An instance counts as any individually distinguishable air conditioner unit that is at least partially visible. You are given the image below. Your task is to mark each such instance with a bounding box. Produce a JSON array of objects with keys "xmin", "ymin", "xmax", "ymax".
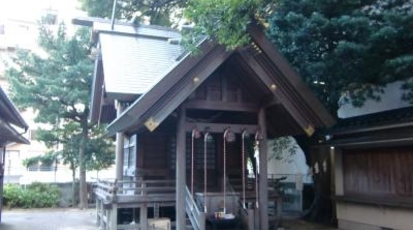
[{"xmin": 148, "ymin": 218, "xmax": 171, "ymax": 230}]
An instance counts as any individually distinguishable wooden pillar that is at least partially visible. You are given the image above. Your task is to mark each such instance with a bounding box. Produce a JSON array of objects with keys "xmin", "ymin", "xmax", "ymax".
[
  {"xmin": 140, "ymin": 205, "xmax": 148, "ymax": 230},
  {"xmin": 96, "ymin": 198, "xmax": 100, "ymax": 226},
  {"xmin": 109, "ymin": 203, "xmax": 118, "ymax": 230},
  {"xmin": 140, "ymin": 183, "xmax": 148, "ymax": 230},
  {"xmin": 258, "ymin": 108, "xmax": 269, "ymax": 230},
  {"xmin": 176, "ymin": 106, "xmax": 186, "ymax": 229},
  {"xmin": 334, "ymin": 148, "xmax": 344, "ymax": 196},
  {"xmin": 115, "ymin": 101, "xmax": 125, "ymax": 180}
]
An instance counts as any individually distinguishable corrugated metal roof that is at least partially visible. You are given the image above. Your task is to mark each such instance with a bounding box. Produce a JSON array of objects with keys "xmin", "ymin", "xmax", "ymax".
[{"xmin": 100, "ymin": 32, "xmax": 184, "ymax": 95}]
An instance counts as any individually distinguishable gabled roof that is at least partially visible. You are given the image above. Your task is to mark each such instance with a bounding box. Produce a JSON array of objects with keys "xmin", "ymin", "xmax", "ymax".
[
  {"xmin": 105, "ymin": 22, "xmax": 335, "ymax": 137},
  {"xmin": 0, "ymin": 87, "xmax": 29, "ymax": 146},
  {"xmin": 98, "ymin": 24, "xmax": 183, "ymax": 96},
  {"xmin": 85, "ymin": 20, "xmax": 185, "ymax": 122}
]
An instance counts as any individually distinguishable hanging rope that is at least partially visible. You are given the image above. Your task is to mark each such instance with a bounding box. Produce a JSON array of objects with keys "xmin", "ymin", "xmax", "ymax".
[
  {"xmin": 191, "ymin": 130, "xmax": 195, "ymax": 198},
  {"xmin": 241, "ymin": 130, "xmax": 247, "ymax": 209},
  {"xmin": 223, "ymin": 128, "xmax": 232, "ymax": 214},
  {"xmin": 255, "ymin": 130, "xmax": 262, "ymax": 209},
  {"xmin": 203, "ymin": 132, "xmax": 210, "ymax": 213},
  {"xmin": 255, "ymin": 142, "xmax": 259, "ymax": 209}
]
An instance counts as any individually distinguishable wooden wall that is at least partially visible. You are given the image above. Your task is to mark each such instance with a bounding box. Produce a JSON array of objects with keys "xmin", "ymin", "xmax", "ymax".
[
  {"xmin": 343, "ymin": 147, "xmax": 413, "ymax": 197},
  {"xmin": 137, "ymin": 132, "xmax": 169, "ymax": 179}
]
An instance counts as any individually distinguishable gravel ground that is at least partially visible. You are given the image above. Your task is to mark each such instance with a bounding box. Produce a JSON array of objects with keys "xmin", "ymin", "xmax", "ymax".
[{"xmin": 0, "ymin": 208, "xmax": 98, "ymax": 230}]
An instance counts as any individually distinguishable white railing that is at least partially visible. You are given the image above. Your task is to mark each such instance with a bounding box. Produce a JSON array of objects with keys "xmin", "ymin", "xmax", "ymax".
[{"xmin": 185, "ymin": 186, "xmax": 205, "ymax": 230}]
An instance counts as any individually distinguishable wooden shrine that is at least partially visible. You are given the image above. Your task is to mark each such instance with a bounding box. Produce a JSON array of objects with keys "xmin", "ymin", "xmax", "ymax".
[{"xmin": 82, "ymin": 17, "xmax": 335, "ymax": 230}]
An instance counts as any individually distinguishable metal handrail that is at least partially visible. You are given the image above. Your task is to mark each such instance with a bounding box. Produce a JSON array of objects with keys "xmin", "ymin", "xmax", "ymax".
[{"xmin": 185, "ymin": 186, "xmax": 205, "ymax": 230}]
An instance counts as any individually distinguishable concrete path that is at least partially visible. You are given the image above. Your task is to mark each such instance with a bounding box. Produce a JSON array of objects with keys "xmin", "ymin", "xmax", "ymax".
[
  {"xmin": 0, "ymin": 208, "xmax": 337, "ymax": 230},
  {"xmin": 0, "ymin": 208, "xmax": 98, "ymax": 230}
]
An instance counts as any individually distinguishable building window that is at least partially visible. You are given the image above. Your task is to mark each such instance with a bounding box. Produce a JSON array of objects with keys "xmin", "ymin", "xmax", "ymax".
[{"xmin": 123, "ymin": 134, "xmax": 137, "ymax": 168}]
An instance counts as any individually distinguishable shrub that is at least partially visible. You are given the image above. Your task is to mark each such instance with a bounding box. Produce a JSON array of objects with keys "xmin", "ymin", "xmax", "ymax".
[{"xmin": 3, "ymin": 182, "xmax": 61, "ymax": 208}]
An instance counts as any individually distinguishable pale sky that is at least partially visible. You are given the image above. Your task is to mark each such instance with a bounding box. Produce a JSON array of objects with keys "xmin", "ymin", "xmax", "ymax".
[{"xmin": 0, "ymin": 0, "xmax": 85, "ymax": 23}]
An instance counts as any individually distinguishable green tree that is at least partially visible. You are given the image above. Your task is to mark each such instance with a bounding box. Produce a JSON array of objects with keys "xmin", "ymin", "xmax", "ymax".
[
  {"xmin": 268, "ymin": 0, "xmax": 413, "ymax": 112},
  {"xmin": 79, "ymin": 0, "xmax": 185, "ymax": 26},
  {"xmin": 35, "ymin": 122, "xmax": 114, "ymax": 206},
  {"xmin": 184, "ymin": 0, "xmax": 277, "ymax": 49},
  {"xmin": 5, "ymin": 22, "xmax": 113, "ymax": 209},
  {"xmin": 185, "ymin": 0, "xmax": 413, "ymax": 112}
]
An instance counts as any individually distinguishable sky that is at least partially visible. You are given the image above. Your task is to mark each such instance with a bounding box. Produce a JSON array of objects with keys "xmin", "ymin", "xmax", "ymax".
[{"xmin": 0, "ymin": 0, "xmax": 85, "ymax": 23}]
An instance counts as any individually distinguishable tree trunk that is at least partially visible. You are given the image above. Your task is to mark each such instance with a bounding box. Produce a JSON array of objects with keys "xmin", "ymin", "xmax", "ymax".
[
  {"xmin": 295, "ymin": 135, "xmax": 333, "ymax": 224},
  {"xmin": 78, "ymin": 125, "xmax": 89, "ymax": 209},
  {"xmin": 71, "ymin": 163, "xmax": 76, "ymax": 207}
]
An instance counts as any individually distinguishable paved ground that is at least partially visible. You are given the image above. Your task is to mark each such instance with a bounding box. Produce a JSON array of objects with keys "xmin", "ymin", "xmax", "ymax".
[
  {"xmin": 0, "ymin": 208, "xmax": 98, "ymax": 230},
  {"xmin": 0, "ymin": 208, "xmax": 336, "ymax": 230}
]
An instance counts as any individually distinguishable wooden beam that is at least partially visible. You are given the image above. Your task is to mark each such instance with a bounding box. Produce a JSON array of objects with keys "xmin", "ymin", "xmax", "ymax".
[
  {"xmin": 185, "ymin": 100, "xmax": 258, "ymax": 112},
  {"xmin": 258, "ymin": 108, "xmax": 269, "ymax": 230},
  {"xmin": 184, "ymin": 122, "xmax": 258, "ymax": 134},
  {"xmin": 262, "ymin": 96, "xmax": 280, "ymax": 108},
  {"xmin": 142, "ymin": 45, "xmax": 232, "ymax": 132},
  {"xmin": 238, "ymin": 51, "xmax": 315, "ymax": 136},
  {"xmin": 175, "ymin": 106, "xmax": 186, "ymax": 230},
  {"xmin": 247, "ymin": 23, "xmax": 335, "ymax": 128}
]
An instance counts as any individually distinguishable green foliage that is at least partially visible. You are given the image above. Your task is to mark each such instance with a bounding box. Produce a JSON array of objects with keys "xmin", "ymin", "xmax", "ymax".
[
  {"xmin": 22, "ymin": 153, "xmax": 56, "ymax": 168},
  {"xmin": 6, "ymin": 23, "xmax": 92, "ymax": 122},
  {"xmin": 184, "ymin": 0, "xmax": 275, "ymax": 49},
  {"xmin": 79, "ymin": 0, "xmax": 185, "ymax": 26},
  {"xmin": 5, "ymin": 22, "xmax": 114, "ymax": 208},
  {"xmin": 268, "ymin": 0, "xmax": 413, "ymax": 111},
  {"xmin": 3, "ymin": 183, "xmax": 60, "ymax": 208},
  {"xmin": 269, "ymin": 137, "xmax": 298, "ymax": 163},
  {"xmin": 86, "ymin": 125, "xmax": 115, "ymax": 171}
]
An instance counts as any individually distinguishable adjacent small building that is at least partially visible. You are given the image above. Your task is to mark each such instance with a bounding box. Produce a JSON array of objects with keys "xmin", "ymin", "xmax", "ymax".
[
  {"xmin": 321, "ymin": 82, "xmax": 413, "ymax": 230},
  {"xmin": 0, "ymin": 86, "xmax": 29, "ymax": 222}
]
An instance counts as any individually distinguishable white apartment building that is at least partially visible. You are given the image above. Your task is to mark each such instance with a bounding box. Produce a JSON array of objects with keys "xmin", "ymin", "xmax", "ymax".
[{"xmin": 0, "ymin": 0, "xmax": 114, "ymax": 185}]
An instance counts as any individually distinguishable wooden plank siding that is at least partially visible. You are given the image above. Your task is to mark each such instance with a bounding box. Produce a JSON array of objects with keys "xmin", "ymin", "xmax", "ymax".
[{"xmin": 343, "ymin": 147, "xmax": 413, "ymax": 197}]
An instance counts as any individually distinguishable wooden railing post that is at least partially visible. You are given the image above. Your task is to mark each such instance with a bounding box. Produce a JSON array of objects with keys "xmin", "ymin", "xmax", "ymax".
[
  {"xmin": 96, "ymin": 198, "xmax": 101, "ymax": 226},
  {"xmin": 109, "ymin": 203, "xmax": 118, "ymax": 230},
  {"xmin": 140, "ymin": 183, "xmax": 148, "ymax": 230},
  {"xmin": 198, "ymin": 212, "xmax": 206, "ymax": 230},
  {"xmin": 247, "ymin": 209, "xmax": 254, "ymax": 230}
]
